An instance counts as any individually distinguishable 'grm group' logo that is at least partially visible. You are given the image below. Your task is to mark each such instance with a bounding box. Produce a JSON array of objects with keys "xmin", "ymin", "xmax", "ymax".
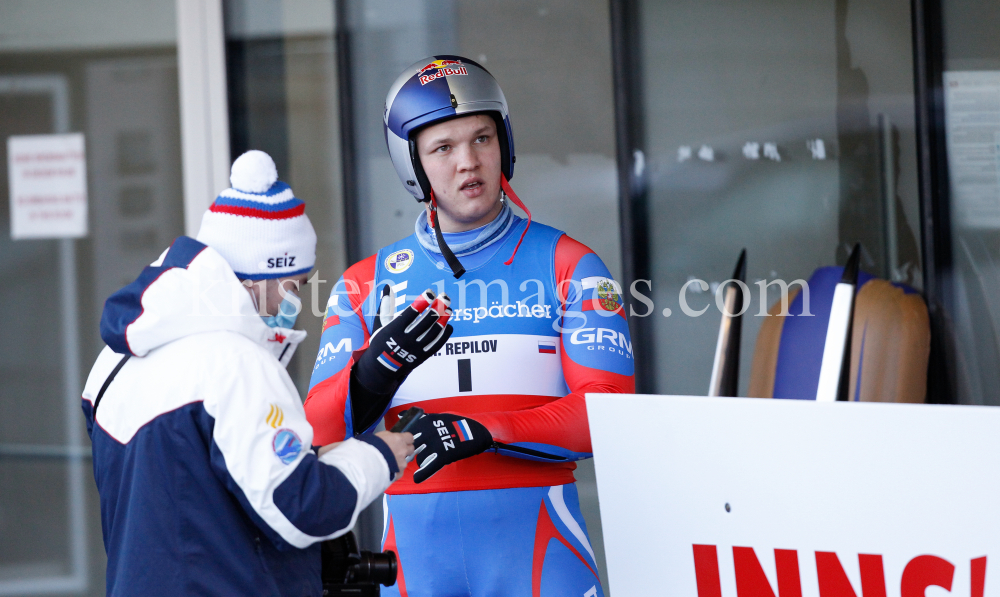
[{"xmin": 570, "ymin": 327, "xmax": 633, "ymax": 358}]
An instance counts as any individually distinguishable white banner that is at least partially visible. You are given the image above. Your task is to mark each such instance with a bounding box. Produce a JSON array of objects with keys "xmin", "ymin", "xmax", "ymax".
[
  {"xmin": 8, "ymin": 133, "xmax": 88, "ymax": 239},
  {"xmin": 587, "ymin": 394, "xmax": 1000, "ymax": 597}
]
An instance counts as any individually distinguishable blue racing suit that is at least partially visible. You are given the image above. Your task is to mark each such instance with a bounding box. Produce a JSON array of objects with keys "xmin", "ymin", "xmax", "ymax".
[{"xmin": 305, "ymin": 205, "xmax": 634, "ymax": 596}]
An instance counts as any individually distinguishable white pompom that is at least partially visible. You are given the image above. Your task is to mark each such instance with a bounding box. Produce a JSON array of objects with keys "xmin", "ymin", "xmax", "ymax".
[{"xmin": 230, "ymin": 150, "xmax": 278, "ymax": 193}]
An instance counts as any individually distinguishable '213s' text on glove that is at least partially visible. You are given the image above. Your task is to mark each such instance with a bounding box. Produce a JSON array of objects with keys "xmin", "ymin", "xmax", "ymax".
[
  {"xmin": 349, "ymin": 288, "xmax": 454, "ymax": 432},
  {"xmin": 410, "ymin": 413, "xmax": 493, "ymax": 484}
]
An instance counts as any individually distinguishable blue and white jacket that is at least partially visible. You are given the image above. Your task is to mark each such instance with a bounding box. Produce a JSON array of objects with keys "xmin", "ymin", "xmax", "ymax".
[{"xmin": 82, "ymin": 237, "xmax": 397, "ymax": 597}]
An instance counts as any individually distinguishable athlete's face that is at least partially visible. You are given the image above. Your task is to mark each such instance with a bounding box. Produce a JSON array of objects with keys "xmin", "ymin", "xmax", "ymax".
[{"xmin": 415, "ymin": 114, "xmax": 503, "ymax": 232}]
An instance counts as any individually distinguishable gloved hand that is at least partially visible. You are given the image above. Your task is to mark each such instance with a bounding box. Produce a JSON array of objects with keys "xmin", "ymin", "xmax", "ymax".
[
  {"xmin": 410, "ymin": 413, "xmax": 493, "ymax": 483},
  {"xmin": 353, "ymin": 288, "xmax": 453, "ymax": 396}
]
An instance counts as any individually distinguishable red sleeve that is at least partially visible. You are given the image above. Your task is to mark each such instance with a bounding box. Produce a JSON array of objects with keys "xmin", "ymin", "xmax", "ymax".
[
  {"xmin": 304, "ymin": 255, "xmax": 376, "ymax": 445},
  {"xmin": 474, "ymin": 235, "xmax": 635, "ymax": 455}
]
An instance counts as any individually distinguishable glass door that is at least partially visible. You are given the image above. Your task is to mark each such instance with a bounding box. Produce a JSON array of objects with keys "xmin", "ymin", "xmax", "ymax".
[
  {"xmin": 626, "ymin": 0, "xmax": 924, "ymax": 396},
  {"xmin": 939, "ymin": 0, "xmax": 1000, "ymax": 404},
  {"xmin": 223, "ymin": 0, "xmax": 346, "ymax": 396},
  {"xmin": 0, "ymin": 2, "xmax": 183, "ymax": 594}
]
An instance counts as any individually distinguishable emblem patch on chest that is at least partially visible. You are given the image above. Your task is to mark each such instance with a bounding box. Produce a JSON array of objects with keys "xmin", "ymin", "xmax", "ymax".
[{"xmin": 384, "ymin": 249, "xmax": 414, "ymax": 274}]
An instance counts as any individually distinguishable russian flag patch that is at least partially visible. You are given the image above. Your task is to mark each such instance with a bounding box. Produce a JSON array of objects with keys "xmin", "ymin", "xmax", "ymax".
[
  {"xmin": 538, "ymin": 341, "xmax": 557, "ymax": 354},
  {"xmin": 377, "ymin": 351, "xmax": 402, "ymax": 372},
  {"xmin": 452, "ymin": 419, "xmax": 474, "ymax": 442},
  {"xmin": 322, "ymin": 314, "xmax": 341, "ymax": 331}
]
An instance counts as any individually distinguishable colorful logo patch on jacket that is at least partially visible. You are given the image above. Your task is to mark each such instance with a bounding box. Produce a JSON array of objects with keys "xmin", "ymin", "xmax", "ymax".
[
  {"xmin": 384, "ymin": 249, "xmax": 414, "ymax": 274},
  {"xmin": 272, "ymin": 428, "xmax": 302, "ymax": 465}
]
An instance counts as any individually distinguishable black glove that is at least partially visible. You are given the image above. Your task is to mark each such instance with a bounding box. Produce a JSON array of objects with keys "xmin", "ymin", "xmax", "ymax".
[
  {"xmin": 410, "ymin": 413, "xmax": 493, "ymax": 483},
  {"xmin": 350, "ymin": 289, "xmax": 454, "ymax": 432}
]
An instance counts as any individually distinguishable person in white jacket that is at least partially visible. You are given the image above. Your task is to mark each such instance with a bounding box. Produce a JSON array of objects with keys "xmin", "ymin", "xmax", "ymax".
[{"xmin": 82, "ymin": 150, "xmax": 414, "ymax": 597}]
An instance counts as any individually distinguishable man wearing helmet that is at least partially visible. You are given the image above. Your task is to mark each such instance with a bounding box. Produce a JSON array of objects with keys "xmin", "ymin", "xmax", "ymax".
[{"xmin": 305, "ymin": 56, "xmax": 633, "ymax": 596}]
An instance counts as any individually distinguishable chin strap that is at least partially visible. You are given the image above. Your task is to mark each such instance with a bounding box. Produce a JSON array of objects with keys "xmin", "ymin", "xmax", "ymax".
[
  {"xmin": 501, "ymin": 174, "xmax": 531, "ymax": 266},
  {"xmin": 429, "ymin": 191, "xmax": 466, "ymax": 278},
  {"xmin": 428, "ymin": 174, "xmax": 529, "ymax": 275}
]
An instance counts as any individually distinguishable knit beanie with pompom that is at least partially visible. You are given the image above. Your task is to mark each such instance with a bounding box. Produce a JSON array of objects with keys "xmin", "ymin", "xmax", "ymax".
[{"xmin": 196, "ymin": 150, "xmax": 316, "ymax": 280}]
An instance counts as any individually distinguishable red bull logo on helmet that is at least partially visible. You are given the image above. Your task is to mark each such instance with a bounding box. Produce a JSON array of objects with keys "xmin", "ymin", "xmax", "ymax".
[
  {"xmin": 418, "ymin": 59, "xmax": 463, "ymax": 74},
  {"xmin": 418, "ymin": 59, "xmax": 468, "ymax": 85}
]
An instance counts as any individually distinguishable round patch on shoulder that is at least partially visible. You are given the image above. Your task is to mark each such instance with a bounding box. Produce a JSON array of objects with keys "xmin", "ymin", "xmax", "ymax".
[
  {"xmin": 384, "ymin": 249, "xmax": 414, "ymax": 274},
  {"xmin": 272, "ymin": 428, "xmax": 303, "ymax": 465}
]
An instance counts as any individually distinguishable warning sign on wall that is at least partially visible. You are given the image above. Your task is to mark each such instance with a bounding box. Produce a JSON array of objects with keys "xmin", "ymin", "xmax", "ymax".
[{"xmin": 7, "ymin": 133, "xmax": 88, "ymax": 239}]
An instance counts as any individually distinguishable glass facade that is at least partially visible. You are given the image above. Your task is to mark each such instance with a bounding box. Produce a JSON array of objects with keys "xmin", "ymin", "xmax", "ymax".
[
  {"xmin": 940, "ymin": 1, "xmax": 1000, "ymax": 404},
  {"xmin": 224, "ymin": 0, "xmax": 345, "ymax": 397},
  {"xmin": 0, "ymin": 1, "xmax": 182, "ymax": 594},
  {"xmin": 632, "ymin": 0, "xmax": 922, "ymax": 397}
]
